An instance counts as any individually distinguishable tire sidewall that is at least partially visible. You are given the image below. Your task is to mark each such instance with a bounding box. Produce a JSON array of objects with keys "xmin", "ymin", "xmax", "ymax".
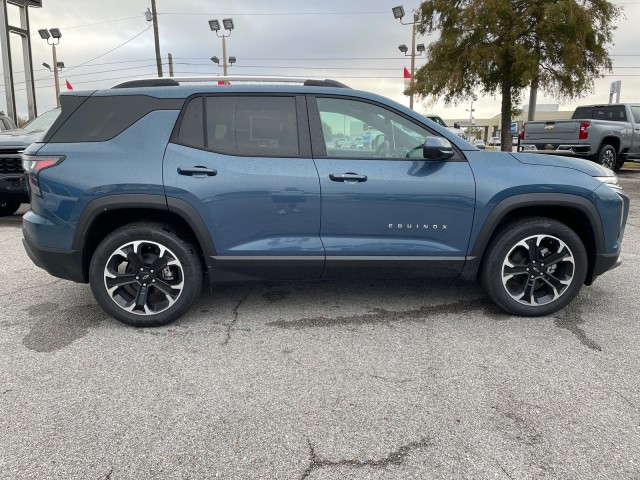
[
  {"xmin": 480, "ymin": 218, "xmax": 587, "ymax": 317},
  {"xmin": 89, "ymin": 223, "xmax": 203, "ymax": 327},
  {"xmin": 0, "ymin": 200, "xmax": 21, "ymax": 216},
  {"xmin": 597, "ymin": 145, "xmax": 616, "ymax": 170}
]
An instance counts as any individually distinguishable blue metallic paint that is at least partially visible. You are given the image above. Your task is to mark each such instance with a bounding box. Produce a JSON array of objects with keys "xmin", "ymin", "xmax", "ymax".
[
  {"xmin": 163, "ymin": 143, "xmax": 323, "ymax": 258},
  {"xmin": 314, "ymin": 158, "xmax": 475, "ymax": 257},
  {"xmin": 23, "ymin": 110, "xmax": 179, "ymax": 250}
]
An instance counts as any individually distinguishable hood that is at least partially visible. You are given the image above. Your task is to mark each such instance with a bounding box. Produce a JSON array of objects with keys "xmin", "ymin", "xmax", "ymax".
[
  {"xmin": 511, "ymin": 152, "xmax": 612, "ymax": 177},
  {"xmin": 0, "ymin": 128, "xmax": 46, "ymax": 148}
]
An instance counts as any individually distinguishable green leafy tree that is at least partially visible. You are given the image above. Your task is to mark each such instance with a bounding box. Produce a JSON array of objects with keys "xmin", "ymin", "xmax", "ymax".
[{"xmin": 411, "ymin": 0, "xmax": 621, "ymax": 150}]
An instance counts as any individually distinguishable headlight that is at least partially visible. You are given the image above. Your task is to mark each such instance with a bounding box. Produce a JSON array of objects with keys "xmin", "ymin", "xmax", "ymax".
[
  {"xmin": 594, "ymin": 175, "xmax": 619, "ymax": 186},
  {"xmin": 594, "ymin": 175, "xmax": 623, "ymax": 193}
]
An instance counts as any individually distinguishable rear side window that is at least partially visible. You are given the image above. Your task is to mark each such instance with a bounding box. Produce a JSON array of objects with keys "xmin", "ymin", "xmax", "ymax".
[
  {"xmin": 47, "ymin": 95, "xmax": 184, "ymax": 143},
  {"xmin": 176, "ymin": 95, "xmax": 299, "ymax": 157},
  {"xmin": 572, "ymin": 106, "xmax": 628, "ymax": 122}
]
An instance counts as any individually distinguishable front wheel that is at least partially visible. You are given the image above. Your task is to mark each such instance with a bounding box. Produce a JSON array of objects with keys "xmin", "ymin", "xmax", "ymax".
[
  {"xmin": 89, "ymin": 222, "xmax": 203, "ymax": 327},
  {"xmin": 596, "ymin": 144, "xmax": 617, "ymax": 170},
  {"xmin": 480, "ymin": 218, "xmax": 587, "ymax": 316},
  {"xmin": 0, "ymin": 200, "xmax": 21, "ymax": 216}
]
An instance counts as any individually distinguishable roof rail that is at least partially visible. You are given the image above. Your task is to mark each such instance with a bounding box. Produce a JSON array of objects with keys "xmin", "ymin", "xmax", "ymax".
[{"xmin": 111, "ymin": 76, "xmax": 350, "ymax": 89}]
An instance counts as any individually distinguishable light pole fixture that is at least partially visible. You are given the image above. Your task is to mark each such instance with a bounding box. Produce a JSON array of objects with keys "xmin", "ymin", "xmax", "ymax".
[
  {"xmin": 208, "ymin": 17, "xmax": 235, "ymax": 77},
  {"xmin": 392, "ymin": 5, "xmax": 422, "ymax": 110},
  {"xmin": 42, "ymin": 61, "xmax": 64, "ymax": 71},
  {"xmin": 39, "ymin": 27, "xmax": 62, "ymax": 108}
]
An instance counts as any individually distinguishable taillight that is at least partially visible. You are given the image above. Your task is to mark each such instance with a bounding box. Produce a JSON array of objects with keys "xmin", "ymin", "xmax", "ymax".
[
  {"xmin": 579, "ymin": 121, "xmax": 590, "ymax": 140},
  {"xmin": 520, "ymin": 123, "xmax": 526, "ymax": 140},
  {"xmin": 22, "ymin": 155, "xmax": 65, "ymax": 197}
]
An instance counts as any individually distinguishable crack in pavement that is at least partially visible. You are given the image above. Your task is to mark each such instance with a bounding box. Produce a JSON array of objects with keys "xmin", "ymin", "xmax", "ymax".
[
  {"xmin": 267, "ymin": 297, "xmax": 501, "ymax": 330},
  {"xmin": 104, "ymin": 467, "xmax": 113, "ymax": 479},
  {"xmin": 490, "ymin": 456, "xmax": 515, "ymax": 480},
  {"xmin": 554, "ymin": 301, "xmax": 602, "ymax": 352},
  {"xmin": 300, "ymin": 437, "xmax": 433, "ymax": 479},
  {"xmin": 222, "ymin": 295, "xmax": 248, "ymax": 346}
]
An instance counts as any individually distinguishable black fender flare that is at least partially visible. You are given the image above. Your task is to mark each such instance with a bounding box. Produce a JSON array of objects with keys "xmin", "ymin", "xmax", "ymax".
[
  {"xmin": 460, "ymin": 193, "xmax": 604, "ymax": 280},
  {"xmin": 72, "ymin": 193, "xmax": 217, "ymax": 259}
]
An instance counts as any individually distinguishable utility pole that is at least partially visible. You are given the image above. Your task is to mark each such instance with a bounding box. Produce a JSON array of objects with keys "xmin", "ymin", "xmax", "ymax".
[
  {"xmin": 168, "ymin": 53, "xmax": 174, "ymax": 77},
  {"xmin": 151, "ymin": 0, "xmax": 162, "ymax": 77}
]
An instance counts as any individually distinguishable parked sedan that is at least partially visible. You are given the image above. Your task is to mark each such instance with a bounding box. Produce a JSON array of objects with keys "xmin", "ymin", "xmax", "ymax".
[{"xmin": 473, "ymin": 139, "xmax": 486, "ymax": 149}]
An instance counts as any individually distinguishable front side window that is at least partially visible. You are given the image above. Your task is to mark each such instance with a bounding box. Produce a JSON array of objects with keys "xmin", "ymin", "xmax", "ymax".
[
  {"xmin": 177, "ymin": 95, "xmax": 299, "ymax": 157},
  {"xmin": 316, "ymin": 97, "xmax": 434, "ymax": 158}
]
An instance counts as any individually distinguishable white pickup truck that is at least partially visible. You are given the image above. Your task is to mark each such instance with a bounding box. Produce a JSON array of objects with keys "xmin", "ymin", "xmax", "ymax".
[{"xmin": 520, "ymin": 103, "xmax": 640, "ymax": 170}]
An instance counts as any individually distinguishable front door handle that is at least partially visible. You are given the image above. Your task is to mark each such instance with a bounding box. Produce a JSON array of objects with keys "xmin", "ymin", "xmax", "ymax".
[
  {"xmin": 177, "ymin": 166, "xmax": 217, "ymax": 177},
  {"xmin": 329, "ymin": 173, "xmax": 368, "ymax": 183}
]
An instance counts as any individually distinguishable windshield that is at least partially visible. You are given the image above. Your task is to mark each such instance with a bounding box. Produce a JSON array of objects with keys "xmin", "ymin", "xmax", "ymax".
[{"xmin": 22, "ymin": 109, "xmax": 60, "ymax": 131}]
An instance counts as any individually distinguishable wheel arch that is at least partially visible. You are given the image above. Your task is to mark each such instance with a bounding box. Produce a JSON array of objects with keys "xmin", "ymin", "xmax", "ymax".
[
  {"xmin": 461, "ymin": 194, "xmax": 604, "ymax": 284},
  {"xmin": 72, "ymin": 194, "xmax": 216, "ymax": 281},
  {"xmin": 600, "ymin": 136, "xmax": 621, "ymax": 153}
]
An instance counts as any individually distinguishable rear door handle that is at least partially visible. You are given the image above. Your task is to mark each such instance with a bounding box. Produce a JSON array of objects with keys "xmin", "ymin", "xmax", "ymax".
[
  {"xmin": 329, "ymin": 173, "xmax": 368, "ymax": 183},
  {"xmin": 177, "ymin": 166, "xmax": 217, "ymax": 177}
]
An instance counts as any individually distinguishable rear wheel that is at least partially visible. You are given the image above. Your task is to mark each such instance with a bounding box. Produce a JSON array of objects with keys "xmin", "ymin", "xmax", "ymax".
[
  {"xmin": 0, "ymin": 200, "xmax": 21, "ymax": 216},
  {"xmin": 614, "ymin": 158, "xmax": 625, "ymax": 171},
  {"xmin": 596, "ymin": 144, "xmax": 617, "ymax": 170},
  {"xmin": 480, "ymin": 217, "xmax": 587, "ymax": 316},
  {"xmin": 89, "ymin": 222, "xmax": 203, "ymax": 327}
]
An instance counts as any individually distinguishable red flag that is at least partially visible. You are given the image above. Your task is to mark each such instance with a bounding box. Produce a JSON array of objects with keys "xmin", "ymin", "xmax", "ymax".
[
  {"xmin": 403, "ymin": 67, "xmax": 411, "ymax": 92},
  {"xmin": 66, "ymin": 80, "xmax": 73, "ymax": 91}
]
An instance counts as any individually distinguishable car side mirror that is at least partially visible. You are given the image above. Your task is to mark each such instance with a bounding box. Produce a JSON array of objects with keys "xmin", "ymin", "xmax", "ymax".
[
  {"xmin": 423, "ymin": 136, "xmax": 455, "ymax": 160},
  {"xmin": 453, "ymin": 122, "xmax": 461, "ymax": 129}
]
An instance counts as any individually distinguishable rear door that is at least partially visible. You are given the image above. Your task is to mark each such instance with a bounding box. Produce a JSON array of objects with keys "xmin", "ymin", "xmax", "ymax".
[
  {"xmin": 308, "ymin": 95, "xmax": 476, "ymax": 278},
  {"xmin": 163, "ymin": 94, "xmax": 323, "ymax": 281},
  {"xmin": 629, "ymin": 106, "xmax": 640, "ymax": 156}
]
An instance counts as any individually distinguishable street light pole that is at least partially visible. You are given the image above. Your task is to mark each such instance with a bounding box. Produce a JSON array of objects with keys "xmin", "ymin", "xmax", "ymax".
[
  {"xmin": 38, "ymin": 28, "xmax": 62, "ymax": 108},
  {"xmin": 209, "ymin": 18, "xmax": 235, "ymax": 81},
  {"xmin": 51, "ymin": 43, "xmax": 60, "ymax": 108},
  {"xmin": 393, "ymin": 6, "xmax": 423, "ymax": 110},
  {"xmin": 222, "ymin": 35, "xmax": 228, "ymax": 76},
  {"xmin": 409, "ymin": 14, "xmax": 417, "ymax": 110}
]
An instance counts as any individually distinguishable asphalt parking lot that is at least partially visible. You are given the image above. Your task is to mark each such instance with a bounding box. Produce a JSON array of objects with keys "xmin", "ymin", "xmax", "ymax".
[{"xmin": 1, "ymin": 167, "xmax": 639, "ymax": 480}]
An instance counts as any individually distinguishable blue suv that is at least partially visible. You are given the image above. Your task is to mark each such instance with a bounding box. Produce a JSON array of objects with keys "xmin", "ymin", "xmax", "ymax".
[{"xmin": 21, "ymin": 77, "xmax": 629, "ymax": 327}]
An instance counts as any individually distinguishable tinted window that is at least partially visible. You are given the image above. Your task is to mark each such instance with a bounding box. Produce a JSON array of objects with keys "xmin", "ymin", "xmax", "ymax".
[
  {"xmin": 178, "ymin": 96, "xmax": 299, "ymax": 157},
  {"xmin": 316, "ymin": 97, "xmax": 435, "ymax": 158},
  {"xmin": 205, "ymin": 97, "xmax": 237, "ymax": 155},
  {"xmin": 178, "ymin": 97, "xmax": 205, "ymax": 149},
  {"xmin": 48, "ymin": 95, "xmax": 183, "ymax": 143},
  {"xmin": 572, "ymin": 105, "xmax": 628, "ymax": 122}
]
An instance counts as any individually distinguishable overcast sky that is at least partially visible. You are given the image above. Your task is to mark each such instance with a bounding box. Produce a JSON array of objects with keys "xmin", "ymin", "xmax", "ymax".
[{"xmin": 2, "ymin": 0, "xmax": 639, "ymax": 122}]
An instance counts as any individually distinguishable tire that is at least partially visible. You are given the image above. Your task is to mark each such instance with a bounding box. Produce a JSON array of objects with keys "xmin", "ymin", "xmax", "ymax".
[
  {"xmin": 595, "ymin": 144, "xmax": 617, "ymax": 170},
  {"xmin": 0, "ymin": 200, "xmax": 21, "ymax": 216},
  {"xmin": 89, "ymin": 222, "xmax": 203, "ymax": 327},
  {"xmin": 480, "ymin": 217, "xmax": 587, "ymax": 317},
  {"xmin": 614, "ymin": 159, "xmax": 625, "ymax": 171}
]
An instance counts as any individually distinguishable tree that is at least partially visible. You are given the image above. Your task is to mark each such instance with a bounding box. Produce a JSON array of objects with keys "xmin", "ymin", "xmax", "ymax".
[{"xmin": 411, "ymin": 0, "xmax": 621, "ymax": 151}]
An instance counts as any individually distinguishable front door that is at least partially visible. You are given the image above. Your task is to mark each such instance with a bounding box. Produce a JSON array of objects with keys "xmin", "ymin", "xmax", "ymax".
[
  {"xmin": 163, "ymin": 94, "xmax": 323, "ymax": 281},
  {"xmin": 309, "ymin": 96, "xmax": 476, "ymax": 278}
]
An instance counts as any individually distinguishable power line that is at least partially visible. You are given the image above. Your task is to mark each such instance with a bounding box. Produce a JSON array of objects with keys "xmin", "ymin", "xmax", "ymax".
[
  {"xmin": 64, "ymin": 25, "xmax": 152, "ymax": 73},
  {"xmin": 158, "ymin": 11, "xmax": 388, "ymax": 16}
]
